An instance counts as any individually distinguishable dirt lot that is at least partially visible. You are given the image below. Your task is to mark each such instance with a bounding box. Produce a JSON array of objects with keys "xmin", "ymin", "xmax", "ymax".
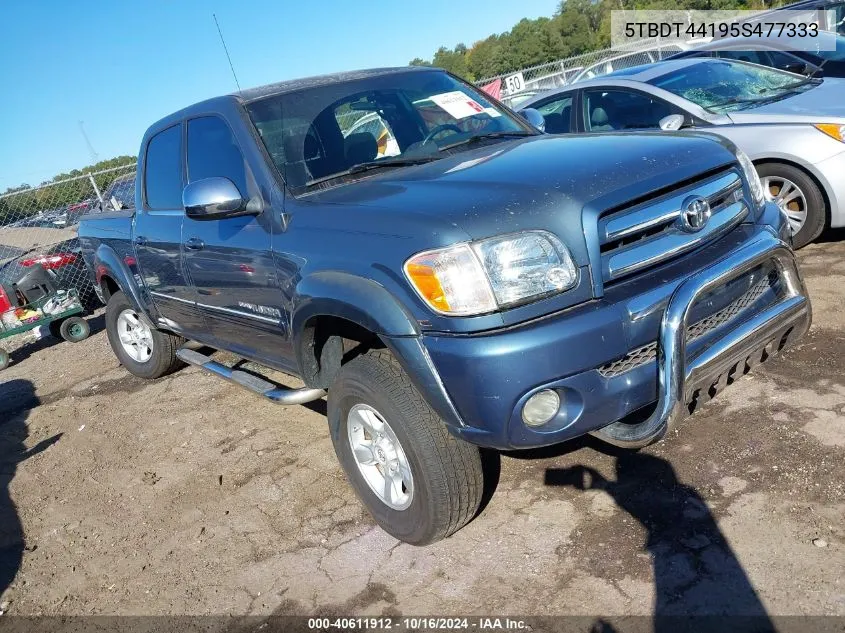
[{"xmin": 0, "ymin": 234, "xmax": 843, "ymax": 621}]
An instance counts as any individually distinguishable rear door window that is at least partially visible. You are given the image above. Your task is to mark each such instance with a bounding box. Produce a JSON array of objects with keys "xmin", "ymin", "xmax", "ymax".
[{"xmin": 144, "ymin": 125, "xmax": 183, "ymax": 210}]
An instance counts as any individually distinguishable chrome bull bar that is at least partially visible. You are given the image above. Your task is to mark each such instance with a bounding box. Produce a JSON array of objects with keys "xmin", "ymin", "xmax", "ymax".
[{"xmin": 592, "ymin": 229, "xmax": 811, "ymax": 448}]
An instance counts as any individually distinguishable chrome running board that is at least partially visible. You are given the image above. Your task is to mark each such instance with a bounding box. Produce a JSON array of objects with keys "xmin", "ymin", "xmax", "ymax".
[{"xmin": 176, "ymin": 348, "xmax": 326, "ymax": 405}]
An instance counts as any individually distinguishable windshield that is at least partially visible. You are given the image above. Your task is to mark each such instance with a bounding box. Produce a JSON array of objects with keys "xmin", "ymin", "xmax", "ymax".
[
  {"xmin": 650, "ymin": 59, "xmax": 818, "ymax": 112},
  {"xmin": 245, "ymin": 69, "xmax": 532, "ymax": 193}
]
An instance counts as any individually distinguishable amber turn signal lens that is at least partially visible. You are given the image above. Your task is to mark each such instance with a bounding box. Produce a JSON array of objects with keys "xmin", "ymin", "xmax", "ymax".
[
  {"xmin": 815, "ymin": 123, "xmax": 845, "ymax": 142},
  {"xmin": 405, "ymin": 263, "xmax": 450, "ymax": 312}
]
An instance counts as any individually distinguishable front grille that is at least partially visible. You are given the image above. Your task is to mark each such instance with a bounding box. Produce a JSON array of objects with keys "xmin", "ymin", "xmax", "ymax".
[
  {"xmin": 598, "ymin": 270, "xmax": 778, "ymax": 379},
  {"xmin": 598, "ymin": 170, "xmax": 748, "ymax": 284}
]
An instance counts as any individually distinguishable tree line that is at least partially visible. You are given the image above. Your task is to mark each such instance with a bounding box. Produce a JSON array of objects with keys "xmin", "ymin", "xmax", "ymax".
[
  {"xmin": 410, "ymin": 0, "xmax": 782, "ymax": 81},
  {"xmin": 0, "ymin": 155, "xmax": 136, "ymax": 226}
]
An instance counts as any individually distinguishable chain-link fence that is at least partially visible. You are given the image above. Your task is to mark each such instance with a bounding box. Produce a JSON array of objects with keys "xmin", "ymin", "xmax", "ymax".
[
  {"xmin": 477, "ymin": 37, "xmax": 692, "ymax": 106},
  {"xmin": 0, "ymin": 163, "xmax": 136, "ymax": 314}
]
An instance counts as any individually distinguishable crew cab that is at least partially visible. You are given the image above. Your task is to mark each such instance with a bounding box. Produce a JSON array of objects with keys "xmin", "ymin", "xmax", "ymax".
[{"xmin": 79, "ymin": 67, "xmax": 810, "ymax": 544}]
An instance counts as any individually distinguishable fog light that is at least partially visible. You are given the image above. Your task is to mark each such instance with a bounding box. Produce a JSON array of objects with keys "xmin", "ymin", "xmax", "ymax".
[{"xmin": 522, "ymin": 389, "xmax": 561, "ymax": 427}]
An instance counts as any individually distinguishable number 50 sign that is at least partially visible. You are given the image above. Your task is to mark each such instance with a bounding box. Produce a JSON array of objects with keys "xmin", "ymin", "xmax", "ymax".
[{"xmin": 503, "ymin": 72, "xmax": 525, "ymax": 94}]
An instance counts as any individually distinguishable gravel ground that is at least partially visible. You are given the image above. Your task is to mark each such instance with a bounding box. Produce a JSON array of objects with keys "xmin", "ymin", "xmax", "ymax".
[{"xmin": 0, "ymin": 233, "xmax": 843, "ymax": 621}]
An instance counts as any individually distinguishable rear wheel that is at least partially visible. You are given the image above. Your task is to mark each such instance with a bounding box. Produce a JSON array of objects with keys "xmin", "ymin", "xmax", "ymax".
[
  {"xmin": 105, "ymin": 291, "xmax": 183, "ymax": 379},
  {"xmin": 328, "ymin": 348, "xmax": 484, "ymax": 545},
  {"xmin": 757, "ymin": 162, "xmax": 826, "ymax": 249}
]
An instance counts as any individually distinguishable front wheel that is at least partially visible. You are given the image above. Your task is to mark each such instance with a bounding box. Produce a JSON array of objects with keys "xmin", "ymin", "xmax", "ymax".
[
  {"xmin": 105, "ymin": 291, "xmax": 183, "ymax": 379},
  {"xmin": 757, "ymin": 162, "xmax": 826, "ymax": 249},
  {"xmin": 328, "ymin": 348, "xmax": 484, "ymax": 545}
]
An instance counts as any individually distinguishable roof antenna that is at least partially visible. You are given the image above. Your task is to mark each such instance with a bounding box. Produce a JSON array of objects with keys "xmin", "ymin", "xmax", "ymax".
[{"xmin": 213, "ymin": 13, "xmax": 242, "ymax": 94}]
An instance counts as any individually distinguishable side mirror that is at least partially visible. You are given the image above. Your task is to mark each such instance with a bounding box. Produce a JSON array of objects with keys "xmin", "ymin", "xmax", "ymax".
[
  {"xmin": 782, "ymin": 60, "xmax": 820, "ymax": 76},
  {"xmin": 658, "ymin": 114, "xmax": 685, "ymax": 131},
  {"xmin": 520, "ymin": 108, "xmax": 546, "ymax": 133},
  {"xmin": 183, "ymin": 177, "xmax": 253, "ymax": 221}
]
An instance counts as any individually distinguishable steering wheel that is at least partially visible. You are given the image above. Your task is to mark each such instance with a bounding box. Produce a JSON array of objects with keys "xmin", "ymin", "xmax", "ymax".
[{"xmin": 422, "ymin": 123, "xmax": 463, "ymax": 145}]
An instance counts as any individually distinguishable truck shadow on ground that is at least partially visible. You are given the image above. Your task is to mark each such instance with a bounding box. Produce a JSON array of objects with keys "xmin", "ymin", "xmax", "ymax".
[
  {"xmin": 0, "ymin": 379, "xmax": 62, "ymax": 598},
  {"xmin": 545, "ymin": 452, "xmax": 775, "ymax": 632}
]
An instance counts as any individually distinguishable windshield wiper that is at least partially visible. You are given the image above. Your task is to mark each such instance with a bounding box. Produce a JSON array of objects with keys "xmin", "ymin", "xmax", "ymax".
[
  {"xmin": 710, "ymin": 78, "xmax": 819, "ymax": 111},
  {"xmin": 439, "ymin": 131, "xmax": 536, "ymax": 151},
  {"xmin": 761, "ymin": 77, "xmax": 819, "ymax": 93},
  {"xmin": 303, "ymin": 156, "xmax": 441, "ymax": 189},
  {"xmin": 347, "ymin": 155, "xmax": 441, "ymax": 174}
]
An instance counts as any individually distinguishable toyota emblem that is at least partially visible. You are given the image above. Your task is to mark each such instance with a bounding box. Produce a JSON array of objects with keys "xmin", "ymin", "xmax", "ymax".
[{"xmin": 678, "ymin": 196, "xmax": 712, "ymax": 233}]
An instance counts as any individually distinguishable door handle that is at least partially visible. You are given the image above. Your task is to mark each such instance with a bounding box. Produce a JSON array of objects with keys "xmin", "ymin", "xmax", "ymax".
[
  {"xmin": 133, "ymin": 236, "xmax": 148, "ymax": 246},
  {"xmin": 185, "ymin": 237, "xmax": 205, "ymax": 251}
]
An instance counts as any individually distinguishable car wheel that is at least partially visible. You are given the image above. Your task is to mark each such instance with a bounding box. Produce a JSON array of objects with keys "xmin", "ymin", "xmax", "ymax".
[
  {"xmin": 105, "ymin": 290, "xmax": 184, "ymax": 379},
  {"xmin": 328, "ymin": 348, "xmax": 484, "ymax": 545},
  {"xmin": 757, "ymin": 162, "xmax": 826, "ymax": 249},
  {"xmin": 59, "ymin": 316, "xmax": 90, "ymax": 343},
  {"xmin": 0, "ymin": 348, "xmax": 9, "ymax": 371}
]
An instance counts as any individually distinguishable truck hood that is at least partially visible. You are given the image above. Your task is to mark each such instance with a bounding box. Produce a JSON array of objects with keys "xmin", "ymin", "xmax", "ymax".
[
  {"xmin": 304, "ymin": 132, "xmax": 737, "ymax": 262},
  {"xmin": 727, "ymin": 78, "xmax": 845, "ymax": 124}
]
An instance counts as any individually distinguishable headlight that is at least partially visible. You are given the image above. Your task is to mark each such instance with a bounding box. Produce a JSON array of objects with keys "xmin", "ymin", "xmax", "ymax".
[
  {"xmin": 735, "ymin": 148, "xmax": 764, "ymax": 207},
  {"xmin": 404, "ymin": 231, "xmax": 578, "ymax": 316},
  {"xmin": 815, "ymin": 123, "xmax": 845, "ymax": 143}
]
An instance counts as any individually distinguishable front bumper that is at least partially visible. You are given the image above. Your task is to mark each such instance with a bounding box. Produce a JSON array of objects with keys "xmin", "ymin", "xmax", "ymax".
[{"xmin": 420, "ymin": 225, "xmax": 810, "ymax": 450}]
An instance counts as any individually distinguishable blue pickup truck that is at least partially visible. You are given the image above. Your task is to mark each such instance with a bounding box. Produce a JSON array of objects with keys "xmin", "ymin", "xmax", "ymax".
[{"xmin": 79, "ymin": 66, "xmax": 811, "ymax": 544}]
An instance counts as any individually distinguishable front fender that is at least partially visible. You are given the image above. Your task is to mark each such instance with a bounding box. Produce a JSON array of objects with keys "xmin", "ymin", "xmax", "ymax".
[
  {"xmin": 93, "ymin": 244, "xmax": 151, "ymax": 318},
  {"xmin": 291, "ymin": 271, "xmax": 420, "ymax": 339},
  {"xmin": 291, "ymin": 272, "xmax": 466, "ymax": 432}
]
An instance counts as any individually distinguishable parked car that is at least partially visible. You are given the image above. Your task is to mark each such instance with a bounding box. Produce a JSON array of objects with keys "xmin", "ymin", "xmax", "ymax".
[
  {"xmin": 79, "ymin": 66, "xmax": 809, "ymax": 544},
  {"xmin": 667, "ymin": 30, "xmax": 845, "ymax": 78},
  {"xmin": 744, "ymin": 0, "xmax": 845, "ymax": 36},
  {"xmin": 519, "ymin": 57, "xmax": 845, "ymax": 247}
]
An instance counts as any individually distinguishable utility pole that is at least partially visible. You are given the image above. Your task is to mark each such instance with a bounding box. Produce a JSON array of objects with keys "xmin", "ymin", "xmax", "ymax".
[{"xmin": 78, "ymin": 120, "xmax": 99, "ymax": 165}]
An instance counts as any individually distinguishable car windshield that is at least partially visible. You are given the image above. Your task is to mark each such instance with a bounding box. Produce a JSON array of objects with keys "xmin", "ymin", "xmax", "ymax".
[
  {"xmin": 245, "ymin": 69, "xmax": 533, "ymax": 193},
  {"xmin": 650, "ymin": 59, "xmax": 819, "ymax": 112}
]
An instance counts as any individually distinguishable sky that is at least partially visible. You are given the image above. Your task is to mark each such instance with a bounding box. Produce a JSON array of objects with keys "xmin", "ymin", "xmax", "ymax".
[{"xmin": 0, "ymin": 0, "xmax": 559, "ymax": 191}]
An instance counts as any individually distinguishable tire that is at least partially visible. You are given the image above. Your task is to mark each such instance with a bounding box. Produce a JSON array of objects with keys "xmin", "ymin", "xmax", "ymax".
[
  {"xmin": 59, "ymin": 316, "xmax": 90, "ymax": 343},
  {"xmin": 105, "ymin": 291, "xmax": 184, "ymax": 379},
  {"xmin": 757, "ymin": 162, "xmax": 826, "ymax": 249},
  {"xmin": 0, "ymin": 348, "xmax": 9, "ymax": 371},
  {"xmin": 327, "ymin": 348, "xmax": 484, "ymax": 545}
]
